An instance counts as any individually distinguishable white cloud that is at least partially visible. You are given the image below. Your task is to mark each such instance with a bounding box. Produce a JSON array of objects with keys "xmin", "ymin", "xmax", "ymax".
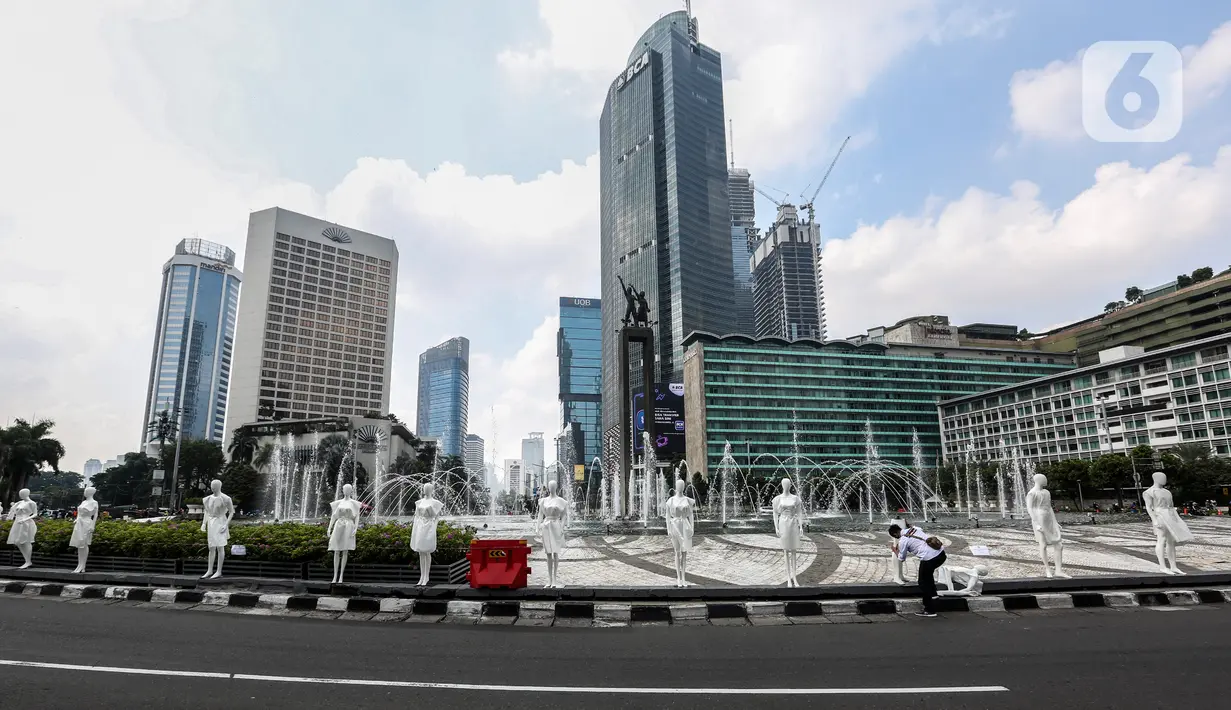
[
  {"xmin": 824, "ymin": 147, "xmax": 1231, "ymax": 336},
  {"xmin": 0, "ymin": 2, "xmax": 589, "ymax": 473},
  {"xmin": 500, "ymin": 0, "xmax": 1005, "ymax": 173},
  {"xmin": 1011, "ymin": 21, "xmax": 1231, "ymax": 141}
]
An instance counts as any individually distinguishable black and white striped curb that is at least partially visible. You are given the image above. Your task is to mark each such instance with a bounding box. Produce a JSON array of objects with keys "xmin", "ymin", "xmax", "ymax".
[{"xmin": 4, "ymin": 580, "xmax": 1228, "ymax": 626}]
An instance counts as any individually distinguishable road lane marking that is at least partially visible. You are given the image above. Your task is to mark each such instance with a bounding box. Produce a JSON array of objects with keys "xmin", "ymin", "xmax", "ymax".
[{"xmin": 0, "ymin": 659, "xmax": 1008, "ymax": 695}]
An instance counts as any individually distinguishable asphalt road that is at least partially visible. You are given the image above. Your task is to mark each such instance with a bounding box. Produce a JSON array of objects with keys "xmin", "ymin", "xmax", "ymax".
[{"xmin": 0, "ymin": 596, "xmax": 1227, "ymax": 709}]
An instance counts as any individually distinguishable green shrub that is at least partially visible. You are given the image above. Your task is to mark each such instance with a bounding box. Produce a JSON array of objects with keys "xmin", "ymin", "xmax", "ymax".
[{"xmin": 0, "ymin": 518, "xmax": 475, "ymax": 566}]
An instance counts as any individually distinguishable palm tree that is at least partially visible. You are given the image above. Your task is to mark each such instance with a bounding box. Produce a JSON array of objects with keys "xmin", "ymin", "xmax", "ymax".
[
  {"xmin": 0, "ymin": 418, "xmax": 66, "ymax": 506},
  {"xmin": 252, "ymin": 443, "xmax": 275, "ymax": 473},
  {"xmin": 146, "ymin": 409, "xmax": 178, "ymax": 468},
  {"xmin": 1171, "ymin": 443, "xmax": 1212, "ymax": 466},
  {"xmin": 227, "ymin": 429, "xmax": 259, "ymax": 464}
]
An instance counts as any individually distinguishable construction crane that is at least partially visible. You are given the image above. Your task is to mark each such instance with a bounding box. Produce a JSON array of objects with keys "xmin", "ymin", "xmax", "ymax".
[
  {"xmin": 799, "ymin": 135, "xmax": 850, "ymax": 223},
  {"xmin": 754, "ymin": 184, "xmax": 791, "ymax": 208}
]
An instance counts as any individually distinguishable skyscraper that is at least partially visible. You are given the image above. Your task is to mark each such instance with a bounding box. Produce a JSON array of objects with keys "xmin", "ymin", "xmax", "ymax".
[
  {"xmin": 599, "ymin": 8, "xmax": 735, "ymax": 459},
  {"xmin": 558, "ymin": 297, "xmax": 601, "ymax": 468},
  {"xmin": 83, "ymin": 459, "xmax": 103, "ymax": 482},
  {"xmin": 463, "ymin": 433, "xmax": 485, "ymax": 478},
  {"xmin": 416, "ymin": 337, "xmax": 469, "ymax": 457},
  {"xmin": 751, "ymin": 204, "xmax": 826, "ymax": 340},
  {"xmin": 224, "ymin": 207, "xmax": 399, "ymax": 441},
  {"xmin": 521, "ymin": 432, "xmax": 545, "ymax": 494},
  {"xmin": 729, "ymin": 167, "xmax": 757, "ymax": 334},
  {"xmin": 504, "ymin": 459, "xmax": 523, "ymax": 496},
  {"xmin": 141, "ymin": 238, "xmax": 242, "ymax": 450}
]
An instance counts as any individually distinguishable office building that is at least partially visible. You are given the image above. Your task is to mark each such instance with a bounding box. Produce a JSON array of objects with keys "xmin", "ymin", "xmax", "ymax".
[
  {"xmin": 83, "ymin": 459, "xmax": 103, "ymax": 481},
  {"xmin": 463, "ymin": 433, "xmax": 485, "ymax": 478},
  {"xmin": 600, "ymin": 7, "xmax": 737, "ymax": 461},
  {"xmin": 505, "ymin": 459, "xmax": 524, "ymax": 496},
  {"xmin": 521, "ymin": 432, "xmax": 545, "ymax": 494},
  {"xmin": 751, "ymin": 205, "xmax": 825, "ymax": 340},
  {"xmin": 224, "ymin": 208, "xmax": 398, "ymax": 443},
  {"xmin": 140, "ymin": 238, "xmax": 242, "ymax": 449},
  {"xmin": 729, "ymin": 167, "xmax": 757, "ymax": 335},
  {"xmin": 682, "ymin": 332, "xmax": 1074, "ymax": 479},
  {"xmin": 558, "ymin": 297, "xmax": 602, "ymax": 469},
  {"xmin": 938, "ymin": 334, "xmax": 1231, "ymax": 464},
  {"xmin": 416, "ymin": 337, "xmax": 470, "ymax": 457}
]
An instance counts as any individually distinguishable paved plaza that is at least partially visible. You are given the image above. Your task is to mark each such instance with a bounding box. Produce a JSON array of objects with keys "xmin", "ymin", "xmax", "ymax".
[{"xmin": 469, "ymin": 517, "xmax": 1231, "ymax": 587}]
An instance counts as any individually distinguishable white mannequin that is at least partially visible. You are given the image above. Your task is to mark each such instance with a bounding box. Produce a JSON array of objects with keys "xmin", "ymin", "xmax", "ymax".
[
  {"xmin": 410, "ymin": 482, "xmax": 444, "ymax": 586},
  {"xmin": 771, "ymin": 478, "xmax": 804, "ymax": 587},
  {"xmin": 69, "ymin": 487, "xmax": 99, "ymax": 573},
  {"xmin": 888, "ymin": 519, "xmax": 926, "ymax": 586},
  {"xmin": 200, "ymin": 479, "xmax": 234, "ymax": 579},
  {"xmin": 536, "ymin": 479, "xmax": 570, "ymax": 588},
  {"xmin": 664, "ymin": 478, "xmax": 696, "ymax": 587},
  {"xmin": 1026, "ymin": 474, "xmax": 1068, "ymax": 579},
  {"xmin": 938, "ymin": 564, "xmax": 990, "ymax": 596},
  {"xmin": 1143, "ymin": 471, "xmax": 1193, "ymax": 575},
  {"xmin": 5, "ymin": 488, "xmax": 38, "ymax": 569},
  {"xmin": 327, "ymin": 483, "xmax": 360, "ymax": 584}
]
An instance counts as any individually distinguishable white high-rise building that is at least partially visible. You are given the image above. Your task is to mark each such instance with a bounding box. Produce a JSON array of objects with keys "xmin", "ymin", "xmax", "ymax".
[
  {"xmin": 224, "ymin": 208, "xmax": 399, "ymax": 440},
  {"xmin": 83, "ymin": 459, "xmax": 103, "ymax": 481},
  {"xmin": 521, "ymin": 432, "xmax": 544, "ymax": 494},
  {"xmin": 504, "ymin": 458, "xmax": 523, "ymax": 495},
  {"xmin": 463, "ymin": 433, "xmax": 485, "ymax": 478},
  {"xmin": 140, "ymin": 239, "xmax": 242, "ymax": 450}
]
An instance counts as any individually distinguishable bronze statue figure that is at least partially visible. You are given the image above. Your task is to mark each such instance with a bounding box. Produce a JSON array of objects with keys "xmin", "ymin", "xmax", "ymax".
[{"xmin": 617, "ymin": 275, "xmax": 651, "ymax": 328}]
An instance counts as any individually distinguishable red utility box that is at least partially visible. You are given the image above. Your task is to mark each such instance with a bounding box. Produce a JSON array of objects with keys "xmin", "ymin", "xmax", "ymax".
[{"xmin": 466, "ymin": 539, "xmax": 532, "ymax": 589}]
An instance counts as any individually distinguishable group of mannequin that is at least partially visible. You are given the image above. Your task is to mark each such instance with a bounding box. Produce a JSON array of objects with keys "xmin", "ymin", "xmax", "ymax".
[{"xmin": 3, "ymin": 469, "xmax": 1196, "ymax": 585}]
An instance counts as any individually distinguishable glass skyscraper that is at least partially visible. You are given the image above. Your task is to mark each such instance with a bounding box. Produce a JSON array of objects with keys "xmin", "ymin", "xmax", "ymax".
[
  {"xmin": 141, "ymin": 238, "xmax": 242, "ymax": 449},
  {"xmin": 599, "ymin": 9, "xmax": 736, "ymax": 462},
  {"xmin": 558, "ymin": 297, "xmax": 602, "ymax": 469},
  {"xmin": 729, "ymin": 167, "xmax": 756, "ymax": 334},
  {"xmin": 416, "ymin": 337, "xmax": 469, "ymax": 457}
]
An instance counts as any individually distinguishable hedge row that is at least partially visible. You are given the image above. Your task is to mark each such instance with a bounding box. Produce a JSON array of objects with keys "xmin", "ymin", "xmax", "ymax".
[{"xmin": 0, "ymin": 519, "xmax": 476, "ymax": 566}]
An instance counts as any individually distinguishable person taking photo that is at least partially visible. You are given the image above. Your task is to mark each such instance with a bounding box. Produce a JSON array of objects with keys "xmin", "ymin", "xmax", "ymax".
[{"xmin": 889, "ymin": 523, "xmax": 946, "ymax": 617}]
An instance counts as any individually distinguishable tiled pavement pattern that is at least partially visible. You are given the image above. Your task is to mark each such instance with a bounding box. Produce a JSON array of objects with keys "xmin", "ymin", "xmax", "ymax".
[
  {"xmin": 507, "ymin": 518, "xmax": 1231, "ymax": 587},
  {"xmin": 3, "ymin": 578, "xmax": 1229, "ymax": 627}
]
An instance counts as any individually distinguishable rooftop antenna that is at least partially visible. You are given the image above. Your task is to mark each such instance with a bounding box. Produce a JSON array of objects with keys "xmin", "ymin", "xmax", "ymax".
[
  {"xmin": 684, "ymin": 0, "xmax": 698, "ymax": 43},
  {"xmin": 728, "ymin": 119, "xmax": 735, "ymax": 169}
]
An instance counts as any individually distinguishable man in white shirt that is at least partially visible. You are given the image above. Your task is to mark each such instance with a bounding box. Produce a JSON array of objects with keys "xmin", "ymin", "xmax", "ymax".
[
  {"xmin": 889, "ymin": 523, "xmax": 946, "ymax": 617},
  {"xmin": 889, "ymin": 519, "xmax": 925, "ymax": 585}
]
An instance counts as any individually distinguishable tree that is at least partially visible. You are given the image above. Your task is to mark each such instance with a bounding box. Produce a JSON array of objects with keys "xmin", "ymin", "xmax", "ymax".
[
  {"xmin": 1017, "ymin": 328, "xmax": 1033, "ymax": 339},
  {"xmin": 1091, "ymin": 454, "xmax": 1133, "ymax": 508},
  {"xmin": 174, "ymin": 440, "xmax": 227, "ymax": 499},
  {"xmin": 26, "ymin": 470, "xmax": 85, "ymax": 510},
  {"xmin": 91, "ymin": 453, "xmax": 157, "ymax": 507},
  {"xmin": 0, "ymin": 418, "xmax": 66, "ymax": 506},
  {"xmin": 1125, "ymin": 286, "xmax": 1143, "ymax": 303},
  {"xmin": 1171, "ymin": 442, "xmax": 1212, "ymax": 466},
  {"xmin": 1176, "ymin": 273, "xmax": 1193, "ymax": 288},
  {"xmin": 316, "ymin": 434, "xmax": 353, "ymax": 492},
  {"xmin": 252, "ymin": 443, "xmax": 275, "ymax": 473},
  {"xmin": 1191, "ymin": 266, "xmax": 1214, "ymax": 283},
  {"xmin": 227, "ymin": 428, "xmax": 259, "ymax": 464},
  {"xmin": 1103, "ymin": 301, "xmax": 1127, "ymax": 313},
  {"xmin": 146, "ymin": 409, "xmax": 178, "ymax": 469},
  {"xmin": 221, "ymin": 461, "xmax": 261, "ymax": 511}
]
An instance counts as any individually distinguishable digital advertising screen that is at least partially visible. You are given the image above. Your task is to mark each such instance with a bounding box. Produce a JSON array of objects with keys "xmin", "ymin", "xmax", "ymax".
[{"xmin": 632, "ymin": 382, "xmax": 685, "ymax": 456}]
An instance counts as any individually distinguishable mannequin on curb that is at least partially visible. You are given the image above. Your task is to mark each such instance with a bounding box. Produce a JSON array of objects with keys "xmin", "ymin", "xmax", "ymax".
[
  {"xmin": 327, "ymin": 484, "xmax": 361, "ymax": 584},
  {"xmin": 69, "ymin": 487, "xmax": 99, "ymax": 573},
  {"xmin": 665, "ymin": 478, "xmax": 696, "ymax": 587},
  {"xmin": 536, "ymin": 480, "xmax": 570, "ymax": 588},
  {"xmin": 938, "ymin": 564, "xmax": 990, "ymax": 596},
  {"xmin": 772, "ymin": 478, "xmax": 804, "ymax": 587},
  {"xmin": 200, "ymin": 479, "xmax": 234, "ymax": 579},
  {"xmin": 1143, "ymin": 471, "xmax": 1193, "ymax": 575},
  {"xmin": 410, "ymin": 483, "xmax": 445, "ymax": 586},
  {"xmin": 6, "ymin": 489, "xmax": 38, "ymax": 569},
  {"xmin": 1026, "ymin": 474, "xmax": 1069, "ymax": 579}
]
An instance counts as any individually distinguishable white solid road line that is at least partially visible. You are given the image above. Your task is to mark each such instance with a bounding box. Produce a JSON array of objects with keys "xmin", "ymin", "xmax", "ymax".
[{"xmin": 0, "ymin": 659, "xmax": 1008, "ymax": 695}]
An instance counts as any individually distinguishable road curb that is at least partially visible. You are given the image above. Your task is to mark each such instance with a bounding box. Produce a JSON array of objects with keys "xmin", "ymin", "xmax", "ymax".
[{"xmin": 3, "ymin": 579, "xmax": 1227, "ymax": 626}]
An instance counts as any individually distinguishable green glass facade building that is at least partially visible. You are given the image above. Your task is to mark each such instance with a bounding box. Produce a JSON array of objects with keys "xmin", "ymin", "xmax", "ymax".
[{"xmin": 682, "ymin": 333, "xmax": 1075, "ymax": 479}]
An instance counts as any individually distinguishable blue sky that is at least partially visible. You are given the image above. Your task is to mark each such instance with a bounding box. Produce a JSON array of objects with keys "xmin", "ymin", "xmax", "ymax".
[{"xmin": 2, "ymin": 0, "xmax": 1229, "ymax": 473}]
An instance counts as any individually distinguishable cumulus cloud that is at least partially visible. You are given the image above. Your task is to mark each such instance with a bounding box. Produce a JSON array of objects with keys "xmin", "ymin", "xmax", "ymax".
[
  {"xmin": 1010, "ymin": 21, "xmax": 1231, "ymax": 141},
  {"xmin": 499, "ymin": 0, "xmax": 1008, "ymax": 173},
  {"xmin": 0, "ymin": 2, "xmax": 591, "ymax": 470},
  {"xmin": 824, "ymin": 147, "xmax": 1231, "ymax": 336}
]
